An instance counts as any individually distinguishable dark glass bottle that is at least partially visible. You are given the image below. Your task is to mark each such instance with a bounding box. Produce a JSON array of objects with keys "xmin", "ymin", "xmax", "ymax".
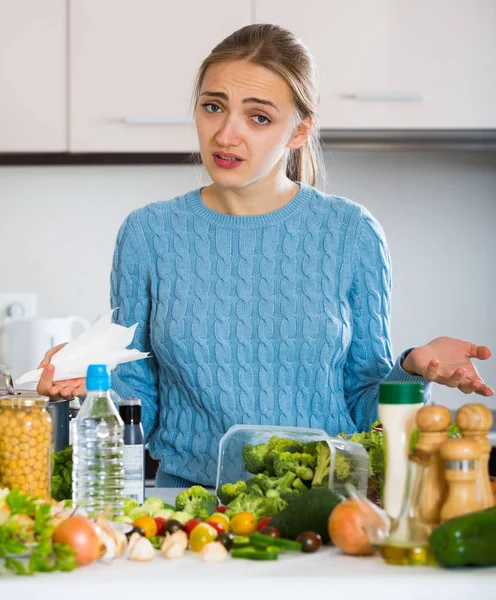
[{"xmin": 119, "ymin": 398, "xmax": 145, "ymax": 504}]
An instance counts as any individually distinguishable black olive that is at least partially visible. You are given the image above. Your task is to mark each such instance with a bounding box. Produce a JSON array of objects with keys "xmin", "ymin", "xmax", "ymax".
[
  {"xmin": 163, "ymin": 519, "xmax": 185, "ymax": 535},
  {"xmin": 296, "ymin": 531, "xmax": 323, "ymax": 553},
  {"xmin": 217, "ymin": 532, "xmax": 234, "ymax": 552}
]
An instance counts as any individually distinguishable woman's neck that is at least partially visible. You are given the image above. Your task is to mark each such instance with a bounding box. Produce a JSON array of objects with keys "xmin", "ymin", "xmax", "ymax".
[{"xmin": 201, "ymin": 173, "xmax": 300, "ymax": 217}]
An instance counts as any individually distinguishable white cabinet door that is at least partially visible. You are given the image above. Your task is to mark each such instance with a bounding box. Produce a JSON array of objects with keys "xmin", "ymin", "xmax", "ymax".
[
  {"xmin": 0, "ymin": 0, "xmax": 67, "ymax": 152},
  {"xmin": 70, "ymin": 0, "xmax": 251, "ymax": 152},
  {"xmin": 255, "ymin": 0, "xmax": 496, "ymax": 129}
]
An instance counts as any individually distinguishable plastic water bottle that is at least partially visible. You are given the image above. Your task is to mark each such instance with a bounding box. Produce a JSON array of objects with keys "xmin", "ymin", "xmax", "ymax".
[{"xmin": 72, "ymin": 364, "xmax": 125, "ymax": 518}]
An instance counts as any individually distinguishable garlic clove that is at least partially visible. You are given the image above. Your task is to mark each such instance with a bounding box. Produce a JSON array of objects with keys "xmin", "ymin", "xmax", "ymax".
[
  {"xmin": 100, "ymin": 531, "xmax": 117, "ymax": 561},
  {"xmin": 161, "ymin": 543, "xmax": 186, "ymax": 559},
  {"xmin": 128, "ymin": 534, "xmax": 155, "ymax": 562},
  {"xmin": 200, "ymin": 541, "xmax": 228, "ymax": 563}
]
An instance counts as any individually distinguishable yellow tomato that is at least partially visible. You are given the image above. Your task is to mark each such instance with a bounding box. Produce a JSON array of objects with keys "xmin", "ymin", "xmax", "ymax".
[
  {"xmin": 230, "ymin": 511, "xmax": 257, "ymax": 536},
  {"xmin": 133, "ymin": 515, "xmax": 158, "ymax": 538},
  {"xmin": 189, "ymin": 523, "xmax": 217, "ymax": 552},
  {"xmin": 207, "ymin": 513, "xmax": 230, "ymax": 531}
]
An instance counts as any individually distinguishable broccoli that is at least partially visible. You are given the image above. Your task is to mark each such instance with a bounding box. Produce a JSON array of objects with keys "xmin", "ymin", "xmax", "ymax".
[
  {"xmin": 175, "ymin": 485, "xmax": 217, "ymax": 519},
  {"xmin": 246, "ymin": 473, "xmax": 272, "ymax": 493},
  {"xmin": 226, "ymin": 491, "xmax": 271, "ymax": 520},
  {"xmin": 263, "ymin": 437, "xmax": 305, "ymax": 475},
  {"xmin": 334, "ymin": 453, "xmax": 351, "ymax": 482},
  {"xmin": 264, "ymin": 489, "xmax": 289, "ymax": 515},
  {"xmin": 217, "ymin": 481, "xmax": 247, "ymax": 505},
  {"xmin": 273, "ymin": 451, "xmax": 316, "ymax": 481},
  {"xmin": 292, "ymin": 477, "xmax": 310, "ymax": 492},
  {"xmin": 311, "ymin": 441, "xmax": 331, "ymax": 486},
  {"xmin": 242, "ymin": 442, "xmax": 270, "ymax": 474}
]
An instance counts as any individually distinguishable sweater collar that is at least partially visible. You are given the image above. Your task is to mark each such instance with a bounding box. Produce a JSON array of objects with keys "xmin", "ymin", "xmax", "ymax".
[{"xmin": 187, "ymin": 182, "xmax": 314, "ymax": 229}]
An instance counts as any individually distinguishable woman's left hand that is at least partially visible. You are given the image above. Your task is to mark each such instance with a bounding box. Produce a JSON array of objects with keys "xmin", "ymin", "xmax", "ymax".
[{"xmin": 402, "ymin": 336, "xmax": 494, "ymax": 396}]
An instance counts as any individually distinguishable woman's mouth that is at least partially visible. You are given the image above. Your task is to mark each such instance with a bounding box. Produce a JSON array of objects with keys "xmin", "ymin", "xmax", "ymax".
[{"xmin": 213, "ymin": 152, "xmax": 244, "ymax": 169}]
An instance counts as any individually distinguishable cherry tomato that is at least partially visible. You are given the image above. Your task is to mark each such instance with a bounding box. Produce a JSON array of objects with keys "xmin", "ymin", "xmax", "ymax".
[
  {"xmin": 256, "ymin": 516, "xmax": 272, "ymax": 532},
  {"xmin": 132, "ymin": 516, "xmax": 158, "ymax": 539},
  {"xmin": 163, "ymin": 519, "xmax": 184, "ymax": 536},
  {"xmin": 154, "ymin": 517, "xmax": 167, "ymax": 537},
  {"xmin": 206, "ymin": 520, "xmax": 225, "ymax": 535},
  {"xmin": 230, "ymin": 512, "xmax": 257, "ymax": 536},
  {"xmin": 215, "ymin": 505, "xmax": 228, "ymax": 514},
  {"xmin": 184, "ymin": 518, "xmax": 203, "ymax": 537},
  {"xmin": 207, "ymin": 513, "xmax": 230, "ymax": 531},
  {"xmin": 189, "ymin": 523, "xmax": 217, "ymax": 552},
  {"xmin": 296, "ymin": 531, "xmax": 322, "ymax": 553},
  {"xmin": 260, "ymin": 525, "xmax": 280, "ymax": 538}
]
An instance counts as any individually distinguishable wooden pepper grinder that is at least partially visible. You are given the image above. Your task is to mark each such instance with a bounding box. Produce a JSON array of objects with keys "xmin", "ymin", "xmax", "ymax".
[
  {"xmin": 456, "ymin": 404, "xmax": 494, "ymax": 508},
  {"xmin": 415, "ymin": 405, "xmax": 452, "ymax": 527},
  {"xmin": 440, "ymin": 438, "xmax": 483, "ymax": 522}
]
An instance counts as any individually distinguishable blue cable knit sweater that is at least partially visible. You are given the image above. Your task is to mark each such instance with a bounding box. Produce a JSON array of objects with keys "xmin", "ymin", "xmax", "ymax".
[{"xmin": 110, "ymin": 183, "xmax": 431, "ymax": 486}]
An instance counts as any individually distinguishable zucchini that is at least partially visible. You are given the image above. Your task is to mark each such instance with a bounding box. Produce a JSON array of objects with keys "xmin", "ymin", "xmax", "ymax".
[
  {"xmin": 270, "ymin": 486, "xmax": 343, "ymax": 543},
  {"xmin": 430, "ymin": 506, "xmax": 496, "ymax": 568}
]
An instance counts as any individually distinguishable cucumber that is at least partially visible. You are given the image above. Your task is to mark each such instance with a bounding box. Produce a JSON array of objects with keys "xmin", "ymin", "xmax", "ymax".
[
  {"xmin": 430, "ymin": 506, "xmax": 496, "ymax": 568},
  {"xmin": 270, "ymin": 486, "xmax": 343, "ymax": 543}
]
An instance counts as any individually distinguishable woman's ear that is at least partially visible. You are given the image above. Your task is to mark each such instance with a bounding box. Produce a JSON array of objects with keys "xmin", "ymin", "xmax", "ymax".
[{"xmin": 287, "ymin": 116, "xmax": 313, "ymax": 150}]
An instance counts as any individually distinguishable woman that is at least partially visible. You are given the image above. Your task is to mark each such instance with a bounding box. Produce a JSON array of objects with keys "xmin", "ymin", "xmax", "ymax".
[{"xmin": 38, "ymin": 24, "xmax": 493, "ymax": 487}]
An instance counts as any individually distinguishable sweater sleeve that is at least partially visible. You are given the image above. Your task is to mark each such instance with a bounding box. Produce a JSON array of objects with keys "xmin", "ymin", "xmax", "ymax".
[
  {"xmin": 110, "ymin": 209, "xmax": 160, "ymax": 440},
  {"xmin": 343, "ymin": 209, "xmax": 432, "ymax": 431}
]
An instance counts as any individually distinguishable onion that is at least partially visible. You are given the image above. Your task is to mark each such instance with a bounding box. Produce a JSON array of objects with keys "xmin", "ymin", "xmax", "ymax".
[
  {"xmin": 53, "ymin": 515, "xmax": 103, "ymax": 566},
  {"xmin": 328, "ymin": 499, "xmax": 375, "ymax": 556}
]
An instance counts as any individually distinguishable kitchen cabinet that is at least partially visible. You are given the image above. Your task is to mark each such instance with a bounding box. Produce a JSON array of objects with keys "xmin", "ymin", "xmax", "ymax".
[
  {"xmin": 255, "ymin": 0, "xmax": 496, "ymax": 129},
  {"xmin": 69, "ymin": 0, "xmax": 251, "ymax": 152},
  {"xmin": 0, "ymin": 0, "xmax": 67, "ymax": 152}
]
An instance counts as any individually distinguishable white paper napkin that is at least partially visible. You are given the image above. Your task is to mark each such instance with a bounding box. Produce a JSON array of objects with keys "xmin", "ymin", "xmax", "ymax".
[{"xmin": 15, "ymin": 309, "xmax": 150, "ymax": 386}]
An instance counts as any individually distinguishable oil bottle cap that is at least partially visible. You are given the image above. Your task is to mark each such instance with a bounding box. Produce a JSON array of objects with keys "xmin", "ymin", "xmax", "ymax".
[{"xmin": 379, "ymin": 382, "xmax": 424, "ymax": 405}]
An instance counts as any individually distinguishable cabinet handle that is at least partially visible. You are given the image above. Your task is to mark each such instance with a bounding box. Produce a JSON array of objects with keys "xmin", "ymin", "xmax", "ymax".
[
  {"xmin": 122, "ymin": 117, "xmax": 193, "ymax": 125},
  {"xmin": 342, "ymin": 92, "xmax": 423, "ymax": 102}
]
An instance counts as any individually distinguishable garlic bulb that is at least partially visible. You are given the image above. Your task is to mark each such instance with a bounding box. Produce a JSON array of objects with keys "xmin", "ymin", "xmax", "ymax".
[{"xmin": 200, "ymin": 542, "xmax": 228, "ymax": 563}]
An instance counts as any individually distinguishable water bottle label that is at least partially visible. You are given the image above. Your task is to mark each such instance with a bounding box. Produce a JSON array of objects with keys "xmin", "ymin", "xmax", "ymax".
[{"xmin": 123, "ymin": 444, "xmax": 144, "ymax": 504}]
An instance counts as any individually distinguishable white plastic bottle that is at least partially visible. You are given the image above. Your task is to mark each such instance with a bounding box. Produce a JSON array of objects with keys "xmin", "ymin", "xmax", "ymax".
[
  {"xmin": 379, "ymin": 382, "xmax": 424, "ymax": 519},
  {"xmin": 72, "ymin": 364, "xmax": 125, "ymax": 518}
]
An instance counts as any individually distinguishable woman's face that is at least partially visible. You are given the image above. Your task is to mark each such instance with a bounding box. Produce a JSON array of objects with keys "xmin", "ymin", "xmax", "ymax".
[{"xmin": 195, "ymin": 60, "xmax": 310, "ymax": 189}]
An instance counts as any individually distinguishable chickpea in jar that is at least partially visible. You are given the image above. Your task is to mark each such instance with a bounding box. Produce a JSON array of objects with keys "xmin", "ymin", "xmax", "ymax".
[{"xmin": 0, "ymin": 397, "xmax": 52, "ymax": 500}]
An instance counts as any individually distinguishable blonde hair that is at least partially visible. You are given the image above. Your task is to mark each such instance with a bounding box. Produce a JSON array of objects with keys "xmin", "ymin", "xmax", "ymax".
[{"xmin": 192, "ymin": 24, "xmax": 324, "ymax": 187}]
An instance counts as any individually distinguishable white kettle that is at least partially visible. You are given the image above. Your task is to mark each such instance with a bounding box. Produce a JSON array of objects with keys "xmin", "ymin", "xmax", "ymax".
[{"xmin": 0, "ymin": 316, "xmax": 90, "ymax": 381}]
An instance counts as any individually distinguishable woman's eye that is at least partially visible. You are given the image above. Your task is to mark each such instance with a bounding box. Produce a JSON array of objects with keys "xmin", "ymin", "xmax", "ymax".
[
  {"xmin": 203, "ymin": 103, "xmax": 222, "ymax": 113},
  {"xmin": 251, "ymin": 115, "xmax": 270, "ymax": 125}
]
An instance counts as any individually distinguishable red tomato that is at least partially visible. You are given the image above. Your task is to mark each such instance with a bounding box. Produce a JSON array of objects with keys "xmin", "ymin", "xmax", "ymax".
[
  {"xmin": 154, "ymin": 517, "xmax": 167, "ymax": 537},
  {"xmin": 256, "ymin": 516, "xmax": 272, "ymax": 532},
  {"xmin": 206, "ymin": 520, "xmax": 225, "ymax": 535},
  {"xmin": 215, "ymin": 505, "xmax": 228, "ymax": 514},
  {"xmin": 184, "ymin": 518, "xmax": 203, "ymax": 536}
]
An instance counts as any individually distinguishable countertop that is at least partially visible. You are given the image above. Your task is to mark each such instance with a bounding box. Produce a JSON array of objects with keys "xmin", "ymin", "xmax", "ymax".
[{"xmin": 1, "ymin": 488, "xmax": 495, "ymax": 600}]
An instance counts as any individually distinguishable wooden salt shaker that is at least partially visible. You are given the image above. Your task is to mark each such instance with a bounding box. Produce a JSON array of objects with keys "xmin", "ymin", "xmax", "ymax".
[
  {"xmin": 440, "ymin": 438, "xmax": 483, "ymax": 522},
  {"xmin": 415, "ymin": 405, "xmax": 452, "ymax": 526},
  {"xmin": 456, "ymin": 404, "xmax": 494, "ymax": 508}
]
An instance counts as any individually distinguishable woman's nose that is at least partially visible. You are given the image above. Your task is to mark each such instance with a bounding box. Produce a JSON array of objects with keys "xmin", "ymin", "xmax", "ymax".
[{"xmin": 215, "ymin": 116, "xmax": 241, "ymax": 147}]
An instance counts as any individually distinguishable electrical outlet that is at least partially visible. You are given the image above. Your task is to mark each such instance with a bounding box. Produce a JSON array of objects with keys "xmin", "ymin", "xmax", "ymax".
[{"xmin": 0, "ymin": 293, "xmax": 38, "ymax": 322}]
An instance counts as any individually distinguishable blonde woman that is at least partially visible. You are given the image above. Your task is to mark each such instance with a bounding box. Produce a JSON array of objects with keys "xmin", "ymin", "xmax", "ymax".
[{"xmin": 38, "ymin": 24, "xmax": 492, "ymax": 487}]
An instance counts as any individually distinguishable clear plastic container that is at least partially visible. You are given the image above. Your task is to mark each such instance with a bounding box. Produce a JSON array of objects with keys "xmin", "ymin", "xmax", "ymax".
[{"xmin": 215, "ymin": 425, "xmax": 369, "ymax": 497}]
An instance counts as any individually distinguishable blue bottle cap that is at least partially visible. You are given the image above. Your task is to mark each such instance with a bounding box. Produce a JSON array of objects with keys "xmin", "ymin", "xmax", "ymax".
[{"xmin": 86, "ymin": 364, "xmax": 111, "ymax": 391}]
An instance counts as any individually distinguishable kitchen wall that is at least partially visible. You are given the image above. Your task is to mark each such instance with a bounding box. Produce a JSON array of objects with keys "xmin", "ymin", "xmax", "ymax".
[{"xmin": 0, "ymin": 149, "xmax": 495, "ymax": 408}]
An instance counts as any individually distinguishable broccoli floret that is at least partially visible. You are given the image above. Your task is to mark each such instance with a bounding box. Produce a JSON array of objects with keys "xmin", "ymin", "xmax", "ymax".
[
  {"xmin": 246, "ymin": 473, "xmax": 272, "ymax": 493},
  {"xmin": 263, "ymin": 437, "xmax": 305, "ymax": 475},
  {"xmin": 311, "ymin": 441, "xmax": 331, "ymax": 486},
  {"xmin": 303, "ymin": 441, "xmax": 318, "ymax": 456},
  {"xmin": 217, "ymin": 481, "xmax": 247, "ymax": 505},
  {"xmin": 264, "ymin": 489, "xmax": 289, "ymax": 515},
  {"xmin": 292, "ymin": 477, "xmax": 310, "ymax": 493},
  {"xmin": 225, "ymin": 491, "xmax": 270, "ymax": 520},
  {"xmin": 242, "ymin": 443, "xmax": 270, "ymax": 474},
  {"xmin": 334, "ymin": 453, "xmax": 351, "ymax": 482},
  {"xmin": 175, "ymin": 485, "xmax": 217, "ymax": 519},
  {"xmin": 273, "ymin": 451, "xmax": 316, "ymax": 481}
]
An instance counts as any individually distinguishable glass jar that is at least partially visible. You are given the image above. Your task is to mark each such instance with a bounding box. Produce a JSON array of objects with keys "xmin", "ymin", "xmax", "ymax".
[{"xmin": 0, "ymin": 394, "xmax": 52, "ymax": 500}]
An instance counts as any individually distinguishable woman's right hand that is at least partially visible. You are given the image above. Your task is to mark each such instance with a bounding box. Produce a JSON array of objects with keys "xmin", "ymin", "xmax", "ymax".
[{"xmin": 36, "ymin": 343, "xmax": 87, "ymax": 399}]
